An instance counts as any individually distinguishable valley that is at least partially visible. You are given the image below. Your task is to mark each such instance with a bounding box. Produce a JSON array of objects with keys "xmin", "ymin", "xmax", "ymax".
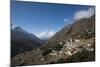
[{"xmin": 11, "ymin": 14, "xmax": 95, "ymax": 66}]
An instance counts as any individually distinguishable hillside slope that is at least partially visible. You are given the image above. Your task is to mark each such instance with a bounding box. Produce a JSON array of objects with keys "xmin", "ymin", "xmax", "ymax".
[{"xmin": 43, "ymin": 15, "xmax": 95, "ymax": 48}]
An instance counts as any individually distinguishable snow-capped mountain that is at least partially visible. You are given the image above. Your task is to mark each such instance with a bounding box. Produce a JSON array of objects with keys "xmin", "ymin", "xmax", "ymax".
[
  {"xmin": 11, "ymin": 25, "xmax": 44, "ymax": 58},
  {"xmin": 36, "ymin": 31, "xmax": 56, "ymax": 40},
  {"xmin": 12, "ymin": 25, "xmax": 29, "ymax": 35},
  {"xmin": 11, "ymin": 25, "xmax": 44, "ymax": 45}
]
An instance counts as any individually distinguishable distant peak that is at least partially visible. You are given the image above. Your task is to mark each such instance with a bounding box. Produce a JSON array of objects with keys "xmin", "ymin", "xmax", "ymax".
[
  {"xmin": 11, "ymin": 25, "xmax": 19, "ymax": 29},
  {"xmin": 11, "ymin": 25, "xmax": 28, "ymax": 34},
  {"xmin": 36, "ymin": 31, "xmax": 56, "ymax": 40},
  {"xmin": 14, "ymin": 26, "xmax": 22, "ymax": 30}
]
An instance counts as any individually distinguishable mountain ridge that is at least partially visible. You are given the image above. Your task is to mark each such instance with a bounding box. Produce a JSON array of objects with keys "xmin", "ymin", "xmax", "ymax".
[{"xmin": 11, "ymin": 25, "xmax": 45, "ymax": 58}]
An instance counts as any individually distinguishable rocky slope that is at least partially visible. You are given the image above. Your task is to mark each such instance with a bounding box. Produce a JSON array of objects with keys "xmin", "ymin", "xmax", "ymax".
[{"xmin": 11, "ymin": 37, "xmax": 95, "ymax": 66}]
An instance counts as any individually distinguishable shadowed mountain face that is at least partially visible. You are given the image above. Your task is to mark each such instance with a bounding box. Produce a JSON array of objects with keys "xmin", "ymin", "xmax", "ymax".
[
  {"xmin": 11, "ymin": 26, "xmax": 44, "ymax": 45},
  {"xmin": 43, "ymin": 15, "xmax": 95, "ymax": 48},
  {"xmin": 11, "ymin": 26, "xmax": 44, "ymax": 58}
]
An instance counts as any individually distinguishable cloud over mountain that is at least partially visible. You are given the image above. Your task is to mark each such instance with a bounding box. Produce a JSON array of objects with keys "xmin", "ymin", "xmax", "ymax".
[
  {"xmin": 73, "ymin": 7, "xmax": 95, "ymax": 20},
  {"xmin": 36, "ymin": 31, "xmax": 56, "ymax": 39}
]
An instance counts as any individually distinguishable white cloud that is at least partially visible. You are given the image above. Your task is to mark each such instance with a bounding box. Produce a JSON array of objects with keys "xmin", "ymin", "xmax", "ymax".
[
  {"xmin": 64, "ymin": 7, "xmax": 95, "ymax": 24},
  {"xmin": 64, "ymin": 18, "xmax": 69, "ymax": 22},
  {"xmin": 74, "ymin": 7, "xmax": 95, "ymax": 20},
  {"xmin": 36, "ymin": 31, "xmax": 56, "ymax": 39}
]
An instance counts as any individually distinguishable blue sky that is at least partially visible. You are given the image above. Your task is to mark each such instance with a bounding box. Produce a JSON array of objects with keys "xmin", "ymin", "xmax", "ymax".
[{"xmin": 11, "ymin": 1, "xmax": 94, "ymax": 38}]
